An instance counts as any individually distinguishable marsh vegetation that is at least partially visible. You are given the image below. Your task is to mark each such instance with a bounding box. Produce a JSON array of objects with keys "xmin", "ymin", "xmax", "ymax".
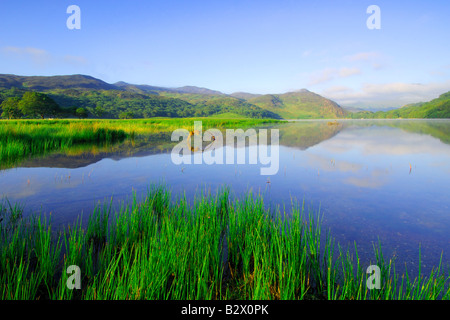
[
  {"xmin": 1, "ymin": 185, "xmax": 449, "ymax": 300},
  {"xmin": 0, "ymin": 118, "xmax": 281, "ymax": 169}
]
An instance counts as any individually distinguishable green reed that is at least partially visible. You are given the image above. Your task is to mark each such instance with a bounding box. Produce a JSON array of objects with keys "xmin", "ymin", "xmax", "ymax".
[
  {"xmin": 0, "ymin": 185, "xmax": 449, "ymax": 300},
  {"xmin": 0, "ymin": 118, "xmax": 281, "ymax": 169},
  {"xmin": 0, "ymin": 120, "xmax": 127, "ymax": 168}
]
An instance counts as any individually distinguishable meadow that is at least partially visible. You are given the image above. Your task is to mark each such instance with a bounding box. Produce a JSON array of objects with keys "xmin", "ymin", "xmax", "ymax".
[{"xmin": 1, "ymin": 185, "xmax": 449, "ymax": 300}]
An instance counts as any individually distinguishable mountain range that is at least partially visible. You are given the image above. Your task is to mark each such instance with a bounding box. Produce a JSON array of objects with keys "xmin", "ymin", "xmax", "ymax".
[
  {"xmin": 0, "ymin": 74, "xmax": 348, "ymax": 119},
  {"xmin": 0, "ymin": 74, "xmax": 449, "ymax": 119}
]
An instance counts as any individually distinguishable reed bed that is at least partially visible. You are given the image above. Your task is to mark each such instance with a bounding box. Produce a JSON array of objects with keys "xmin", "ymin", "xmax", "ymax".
[
  {"xmin": 59, "ymin": 118, "xmax": 282, "ymax": 136},
  {"xmin": 1, "ymin": 185, "xmax": 449, "ymax": 300},
  {"xmin": 0, "ymin": 118, "xmax": 281, "ymax": 168},
  {"xmin": 0, "ymin": 120, "xmax": 127, "ymax": 168}
]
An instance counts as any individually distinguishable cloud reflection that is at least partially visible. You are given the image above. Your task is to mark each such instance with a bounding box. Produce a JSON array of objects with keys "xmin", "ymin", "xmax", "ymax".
[{"xmin": 318, "ymin": 126, "xmax": 450, "ymax": 158}]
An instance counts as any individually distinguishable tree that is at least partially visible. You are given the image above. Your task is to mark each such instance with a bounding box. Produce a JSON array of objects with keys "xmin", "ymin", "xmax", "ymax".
[
  {"xmin": 75, "ymin": 107, "xmax": 88, "ymax": 119},
  {"xmin": 93, "ymin": 106, "xmax": 105, "ymax": 118},
  {"xmin": 119, "ymin": 111, "xmax": 134, "ymax": 119},
  {"xmin": 18, "ymin": 92, "xmax": 61, "ymax": 119},
  {"xmin": 1, "ymin": 97, "xmax": 22, "ymax": 119}
]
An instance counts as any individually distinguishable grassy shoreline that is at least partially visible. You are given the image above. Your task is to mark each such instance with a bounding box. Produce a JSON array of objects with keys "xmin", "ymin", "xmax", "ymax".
[
  {"xmin": 0, "ymin": 118, "xmax": 283, "ymax": 169},
  {"xmin": 1, "ymin": 185, "xmax": 449, "ymax": 300},
  {"xmin": 0, "ymin": 120, "xmax": 127, "ymax": 168}
]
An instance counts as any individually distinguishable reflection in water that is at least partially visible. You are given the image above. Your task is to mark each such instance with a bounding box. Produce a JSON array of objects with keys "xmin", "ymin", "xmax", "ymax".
[{"xmin": 1, "ymin": 120, "xmax": 450, "ymax": 277}]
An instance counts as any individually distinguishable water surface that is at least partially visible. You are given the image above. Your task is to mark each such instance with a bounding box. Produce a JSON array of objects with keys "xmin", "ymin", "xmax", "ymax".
[{"xmin": 1, "ymin": 119, "xmax": 450, "ymax": 276}]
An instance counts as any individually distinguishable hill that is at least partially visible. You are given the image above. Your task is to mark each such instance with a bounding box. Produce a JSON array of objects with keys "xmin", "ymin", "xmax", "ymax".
[
  {"xmin": 229, "ymin": 92, "xmax": 262, "ymax": 100},
  {"xmin": 351, "ymin": 91, "xmax": 450, "ymax": 119},
  {"xmin": 174, "ymin": 86, "xmax": 224, "ymax": 95},
  {"xmin": 0, "ymin": 74, "xmax": 116, "ymax": 91},
  {"xmin": 247, "ymin": 89, "xmax": 347, "ymax": 119},
  {"xmin": 0, "ymin": 74, "xmax": 346, "ymax": 120},
  {"xmin": 343, "ymin": 106, "xmax": 366, "ymax": 113},
  {"xmin": 114, "ymin": 82, "xmax": 224, "ymax": 96},
  {"xmin": 113, "ymin": 82, "xmax": 166, "ymax": 95},
  {"xmin": 0, "ymin": 78, "xmax": 278, "ymax": 119}
]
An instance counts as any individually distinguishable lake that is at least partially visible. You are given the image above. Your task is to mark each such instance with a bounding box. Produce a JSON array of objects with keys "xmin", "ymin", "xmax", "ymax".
[{"xmin": 1, "ymin": 119, "xmax": 450, "ymax": 277}]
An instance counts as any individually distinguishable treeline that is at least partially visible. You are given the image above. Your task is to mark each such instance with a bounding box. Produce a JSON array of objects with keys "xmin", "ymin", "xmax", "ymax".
[
  {"xmin": 0, "ymin": 87, "xmax": 280, "ymax": 119},
  {"xmin": 0, "ymin": 89, "xmax": 68, "ymax": 119},
  {"xmin": 0, "ymin": 88, "xmax": 87, "ymax": 119}
]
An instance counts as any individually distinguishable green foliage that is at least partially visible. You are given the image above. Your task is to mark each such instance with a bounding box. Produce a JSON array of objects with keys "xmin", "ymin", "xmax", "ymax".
[
  {"xmin": 0, "ymin": 74, "xmax": 347, "ymax": 120},
  {"xmin": 1, "ymin": 97, "xmax": 22, "ymax": 119},
  {"xmin": 0, "ymin": 87, "xmax": 25, "ymax": 104},
  {"xmin": 1, "ymin": 74, "xmax": 448, "ymax": 120},
  {"xmin": 0, "ymin": 120, "xmax": 127, "ymax": 168},
  {"xmin": 45, "ymin": 89, "xmax": 280, "ymax": 119},
  {"xmin": 0, "ymin": 74, "xmax": 115, "ymax": 91},
  {"xmin": 75, "ymin": 107, "xmax": 88, "ymax": 119},
  {"xmin": 0, "ymin": 73, "xmax": 282, "ymax": 119},
  {"xmin": 18, "ymin": 92, "xmax": 61, "ymax": 119},
  {"xmin": 0, "ymin": 118, "xmax": 281, "ymax": 169},
  {"xmin": 248, "ymin": 90, "xmax": 347, "ymax": 119},
  {"xmin": 91, "ymin": 106, "xmax": 105, "ymax": 118},
  {"xmin": 352, "ymin": 91, "xmax": 450, "ymax": 119},
  {"xmin": 158, "ymin": 92, "xmax": 280, "ymax": 119},
  {"xmin": 119, "ymin": 111, "xmax": 134, "ymax": 119}
]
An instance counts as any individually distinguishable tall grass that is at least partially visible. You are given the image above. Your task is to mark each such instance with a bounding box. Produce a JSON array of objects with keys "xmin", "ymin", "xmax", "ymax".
[
  {"xmin": 0, "ymin": 120, "xmax": 127, "ymax": 168},
  {"xmin": 0, "ymin": 185, "xmax": 449, "ymax": 300},
  {"xmin": 56, "ymin": 118, "xmax": 283, "ymax": 136},
  {"xmin": 0, "ymin": 118, "xmax": 281, "ymax": 168}
]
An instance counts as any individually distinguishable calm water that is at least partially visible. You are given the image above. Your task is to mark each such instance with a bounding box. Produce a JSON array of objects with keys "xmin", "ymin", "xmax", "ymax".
[{"xmin": 1, "ymin": 119, "xmax": 450, "ymax": 276}]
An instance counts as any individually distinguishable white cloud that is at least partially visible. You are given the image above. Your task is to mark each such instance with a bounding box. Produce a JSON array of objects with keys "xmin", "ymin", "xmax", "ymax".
[
  {"xmin": 344, "ymin": 52, "xmax": 381, "ymax": 62},
  {"xmin": 323, "ymin": 128, "xmax": 450, "ymax": 157},
  {"xmin": 308, "ymin": 67, "xmax": 361, "ymax": 85},
  {"xmin": 321, "ymin": 80, "xmax": 450, "ymax": 108},
  {"xmin": 63, "ymin": 55, "xmax": 88, "ymax": 65},
  {"xmin": 344, "ymin": 173, "xmax": 388, "ymax": 189},
  {"xmin": 1, "ymin": 46, "xmax": 89, "ymax": 69},
  {"xmin": 1, "ymin": 46, "xmax": 51, "ymax": 65},
  {"xmin": 338, "ymin": 67, "xmax": 361, "ymax": 78},
  {"xmin": 344, "ymin": 51, "xmax": 387, "ymax": 71},
  {"xmin": 323, "ymin": 85, "xmax": 352, "ymax": 95}
]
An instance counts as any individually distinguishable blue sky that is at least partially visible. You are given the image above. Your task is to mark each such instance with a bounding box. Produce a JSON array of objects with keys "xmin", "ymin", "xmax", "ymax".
[{"xmin": 1, "ymin": 0, "xmax": 449, "ymax": 108}]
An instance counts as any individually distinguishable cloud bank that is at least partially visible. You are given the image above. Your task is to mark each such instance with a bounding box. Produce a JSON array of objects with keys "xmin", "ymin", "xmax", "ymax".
[{"xmin": 321, "ymin": 81, "xmax": 450, "ymax": 109}]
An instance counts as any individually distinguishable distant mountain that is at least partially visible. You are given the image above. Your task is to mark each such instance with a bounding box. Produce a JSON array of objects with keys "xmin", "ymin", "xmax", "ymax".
[
  {"xmin": 229, "ymin": 92, "xmax": 262, "ymax": 100},
  {"xmin": 156, "ymin": 91, "xmax": 281, "ymax": 119},
  {"xmin": 352, "ymin": 91, "xmax": 450, "ymax": 119},
  {"xmin": 173, "ymin": 86, "xmax": 224, "ymax": 95},
  {"xmin": 0, "ymin": 74, "xmax": 116, "ymax": 91},
  {"xmin": 111, "ymin": 81, "xmax": 347, "ymax": 119},
  {"xmin": 114, "ymin": 82, "xmax": 224, "ymax": 96},
  {"xmin": 247, "ymin": 89, "xmax": 347, "ymax": 119},
  {"xmin": 343, "ymin": 106, "xmax": 398, "ymax": 113},
  {"xmin": 113, "ymin": 81, "xmax": 169, "ymax": 95},
  {"xmin": 342, "ymin": 106, "xmax": 366, "ymax": 113},
  {"xmin": 0, "ymin": 74, "xmax": 347, "ymax": 119},
  {"xmin": 0, "ymin": 74, "xmax": 278, "ymax": 119}
]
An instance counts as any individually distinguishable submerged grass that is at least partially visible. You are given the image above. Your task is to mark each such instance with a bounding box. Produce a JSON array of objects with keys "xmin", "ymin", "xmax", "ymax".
[{"xmin": 0, "ymin": 185, "xmax": 449, "ymax": 300}]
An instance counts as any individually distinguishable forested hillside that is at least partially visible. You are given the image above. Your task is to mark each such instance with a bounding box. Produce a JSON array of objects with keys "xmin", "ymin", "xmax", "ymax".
[
  {"xmin": 350, "ymin": 91, "xmax": 450, "ymax": 119},
  {"xmin": 0, "ymin": 75, "xmax": 279, "ymax": 119}
]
